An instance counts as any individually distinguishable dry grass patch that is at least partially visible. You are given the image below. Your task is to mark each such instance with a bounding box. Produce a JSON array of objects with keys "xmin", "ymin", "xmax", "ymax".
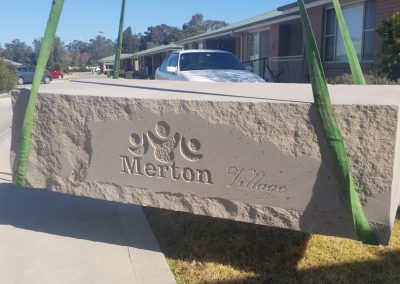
[
  {"xmin": 297, "ymin": 218, "xmax": 400, "ymax": 283},
  {"xmin": 144, "ymin": 207, "xmax": 400, "ymax": 284}
]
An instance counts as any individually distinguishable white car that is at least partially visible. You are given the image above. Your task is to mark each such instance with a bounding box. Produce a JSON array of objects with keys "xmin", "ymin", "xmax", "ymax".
[{"xmin": 155, "ymin": 50, "xmax": 265, "ymax": 82}]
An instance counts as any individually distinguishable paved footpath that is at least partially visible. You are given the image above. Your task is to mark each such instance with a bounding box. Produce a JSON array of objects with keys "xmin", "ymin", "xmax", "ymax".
[{"xmin": 0, "ymin": 96, "xmax": 176, "ymax": 284}]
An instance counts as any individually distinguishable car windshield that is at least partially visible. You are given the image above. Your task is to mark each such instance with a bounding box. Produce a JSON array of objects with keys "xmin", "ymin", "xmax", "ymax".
[{"xmin": 179, "ymin": 52, "xmax": 245, "ymax": 71}]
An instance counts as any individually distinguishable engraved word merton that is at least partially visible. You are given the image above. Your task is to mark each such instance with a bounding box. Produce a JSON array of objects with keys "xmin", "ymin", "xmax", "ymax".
[
  {"xmin": 120, "ymin": 156, "xmax": 212, "ymax": 184},
  {"xmin": 119, "ymin": 121, "xmax": 213, "ymax": 185}
]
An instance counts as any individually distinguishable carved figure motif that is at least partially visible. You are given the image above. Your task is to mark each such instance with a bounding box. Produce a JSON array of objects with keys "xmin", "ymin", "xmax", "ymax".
[
  {"xmin": 148, "ymin": 121, "xmax": 179, "ymax": 163},
  {"xmin": 128, "ymin": 133, "xmax": 149, "ymax": 156},
  {"xmin": 180, "ymin": 137, "xmax": 203, "ymax": 162},
  {"xmin": 128, "ymin": 121, "xmax": 203, "ymax": 163}
]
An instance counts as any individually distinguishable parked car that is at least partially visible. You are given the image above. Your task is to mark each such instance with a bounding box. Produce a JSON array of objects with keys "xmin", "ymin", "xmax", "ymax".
[
  {"xmin": 47, "ymin": 68, "xmax": 64, "ymax": 79},
  {"xmin": 155, "ymin": 50, "xmax": 265, "ymax": 82},
  {"xmin": 16, "ymin": 66, "xmax": 52, "ymax": 85}
]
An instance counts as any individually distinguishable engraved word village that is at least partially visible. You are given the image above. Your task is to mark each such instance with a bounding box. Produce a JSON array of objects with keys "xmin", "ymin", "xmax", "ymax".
[{"xmin": 120, "ymin": 121, "xmax": 213, "ymax": 185}]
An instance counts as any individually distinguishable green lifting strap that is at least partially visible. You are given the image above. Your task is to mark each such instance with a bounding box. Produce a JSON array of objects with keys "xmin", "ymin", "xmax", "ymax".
[
  {"xmin": 113, "ymin": 0, "xmax": 126, "ymax": 79},
  {"xmin": 16, "ymin": 0, "xmax": 65, "ymax": 187},
  {"xmin": 332, "ymin": 0, "xmax": 366, "ymax": 85},
  {"xmin": 297, "ymin": 0, "xmax": 378, "ymax": 245}
]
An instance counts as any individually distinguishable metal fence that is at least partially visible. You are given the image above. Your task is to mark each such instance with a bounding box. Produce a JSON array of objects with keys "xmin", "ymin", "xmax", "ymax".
[
  {"xmin": 242, "ymin": 57, "xmax": 269, "ymax": 81},
  {"xmin": 243, "ymin": 55, "xmax": 308, "ymax": 83},
  {"xmin": 269, "ymin": 55, "xmax": 307, "ymax": 83}
]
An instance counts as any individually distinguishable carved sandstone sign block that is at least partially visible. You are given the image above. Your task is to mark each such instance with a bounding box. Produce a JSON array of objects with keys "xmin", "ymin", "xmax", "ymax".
[{"xmin": 10, "ymin": 79, "xmax": 400, "ymax": 245}]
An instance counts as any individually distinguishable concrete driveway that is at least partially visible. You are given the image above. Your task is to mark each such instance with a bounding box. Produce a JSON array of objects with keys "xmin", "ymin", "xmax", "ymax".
[{"xmin": 0, "ymin": 95, "xmax": 175, "ymax": 284}]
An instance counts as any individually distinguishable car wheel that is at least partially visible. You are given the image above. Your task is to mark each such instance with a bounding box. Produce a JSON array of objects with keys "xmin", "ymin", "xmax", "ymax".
[
  {"xmin": 44, "ymin": 76, "xmax": 51, "ymax": 84},
  {"xmin": 57, "ymin": 74, "xmax": 63, "ymax": 79},
  {"xmin": 17, "ymin": 77, "xmax": 24, "ymax": 85}
]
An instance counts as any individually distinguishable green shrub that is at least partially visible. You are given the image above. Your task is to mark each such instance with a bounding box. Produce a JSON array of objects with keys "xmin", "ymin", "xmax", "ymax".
[
  {"xmin": 52, "ymin": 64, "xmax": 70, "ymax": 74},
  {"xmin": 327, "ymin": 73, "xmax": 399, "ymax": 85},
  {"xmin": 68, "ymin": 66, "xmax": 90, "ymax": 72},
  {"xmin": 0, "ymin": 60, "xmax": 17, "ymax": 93},
  {"xmin": 377, "ymin": 12, "xmax": 400, "ymax": 81},
  {"xmin": 60, "ymin": 66, "xmax": 70, "ymax": 74}
]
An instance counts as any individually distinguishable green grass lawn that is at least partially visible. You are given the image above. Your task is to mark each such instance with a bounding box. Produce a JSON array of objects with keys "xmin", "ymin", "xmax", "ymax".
[{"xmin": 144, "ymin": 208, "xmax": 400, "ymax": 284}]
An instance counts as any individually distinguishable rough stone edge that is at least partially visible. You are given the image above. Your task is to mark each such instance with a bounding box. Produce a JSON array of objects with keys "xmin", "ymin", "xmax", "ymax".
[{"xmin": 390, "ymin": 111, "xmax": 400, "ymax": 229}]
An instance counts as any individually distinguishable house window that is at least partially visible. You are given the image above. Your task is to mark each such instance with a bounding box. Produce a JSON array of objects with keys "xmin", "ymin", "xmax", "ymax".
[{"xmin": 324, "ymin": 0, "xmax": 376, "ymax": 62}]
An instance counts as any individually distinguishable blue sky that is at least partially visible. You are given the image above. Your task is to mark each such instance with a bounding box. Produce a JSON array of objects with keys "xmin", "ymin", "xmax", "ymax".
[{"xmin": 0, "ymin": 0, "xmax": 294, "ymax": 46}]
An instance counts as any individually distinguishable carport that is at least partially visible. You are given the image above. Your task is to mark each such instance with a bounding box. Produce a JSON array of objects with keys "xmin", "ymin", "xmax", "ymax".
[{"xmin": 132, "ymin": 43, "xmax": 183, "ymax": 78}]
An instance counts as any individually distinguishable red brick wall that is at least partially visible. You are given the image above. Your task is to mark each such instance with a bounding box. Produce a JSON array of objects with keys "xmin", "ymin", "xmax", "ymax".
[
  {"xmin": 308, "ymin": 5, "xmax": 324, "ymax": 53},
  {"xmin": 318, "ymin": 0, "xmax": 400, "ymax": 77},
  {"xmin": 240, "ymin": 32, "xmax": 249, "ymax": 61},
  {"xmin": 235, "ymin": 37, "xmax": 241, "ymax": 59},
  {"xmin": 310, "ymin": 0, "xmax": 400, "ymax": 78},
  {"xmin": 324, "ymin": 62, "xmax": 374, "ymax": 78},
  {"xmin": 270, "ymin": 24, "xmax": 280, "ymax": 57}
]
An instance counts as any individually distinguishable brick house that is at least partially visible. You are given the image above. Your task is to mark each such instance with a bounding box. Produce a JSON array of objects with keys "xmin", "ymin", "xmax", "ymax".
[
  {"xmin": 98, "ymin": 53, "xmax": 137, "ymax": 73},
  {"xmin": 133, "ymin": 44, "xmax": 183, "ymax": 78},
  {"xmin": 176, "ymin": 0, "xmax": 400, "ymax": 82},
  {"xmin": 98, "ymin": 44, "xmax": 183, "ymax": 78},
  {"xmin": 296, "ymin": 0, "xmax": 399, "ymax": 78},
  {"xmin": 105, "ymin": 0, "xmax": 399, "ymax": 82}
]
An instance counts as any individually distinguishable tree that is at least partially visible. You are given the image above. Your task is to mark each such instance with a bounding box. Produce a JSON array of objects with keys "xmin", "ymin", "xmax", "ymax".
[
  {"xmin": 50, "ymin": 37, "xmax": 67, "ymax": 69},
  {"xmin": 203, "ymin": 19, "xmax": 228, "ymax": 32},
  {"xmin": 88, "ymin": 35, "xmax": 115, "ymax": 64},
  {"xmin": 0, "ymin": 59, "xmax": 16, "ymax": 93},
  {"xmin": 113, "ymin": 0, "xmax": 125, "ymax": 78},
  {"xmin": 66, "ymin": 40, "xmax": 90, "ymax": 67},
  {"xmin": 181, "ymin": 14, "xmax": 205, "ymax": 39},
  {"xmin": 122, "ymin": 26, "xmax": 140, "ymax": 53},
  {"xmin": 182, "ymin": 13, "xmax": 204, "ymax": 30},
  {"xmin": 33, "ymin": 36, "xmax": 67, "ymax": 69},
  {"xmin": 2, "ymin": 39, "xmax": 34, "ymax": 65},
  {"xmin": 181, "ymin": 13, "xmax": 228, "ymax": 39},
  {"xmin": 142, "ymin": 24, "xmax": 182, "ymax": 49},
  {"xmin": 377, "ymin": 12, "xmax": 400, "ymax": 81}
]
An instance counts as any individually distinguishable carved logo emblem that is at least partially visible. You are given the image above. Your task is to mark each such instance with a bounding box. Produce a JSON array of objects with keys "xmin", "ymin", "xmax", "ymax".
[{"xmin": 128, "ymin": 121, "xmax": 203, "ymax": 163}]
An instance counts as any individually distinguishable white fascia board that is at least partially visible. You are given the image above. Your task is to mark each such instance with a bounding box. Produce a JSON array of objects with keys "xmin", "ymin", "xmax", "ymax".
[
  {"xmin": 233, "ymin": 15, "xmax": 300, "ymax": 33},
  {"xmin": 181, "ymin": 14, "xmax": 300, "ymax": 43},
  {"xmin": 178, "ymin": 31, "xmax": 233, "ymax": 44}
]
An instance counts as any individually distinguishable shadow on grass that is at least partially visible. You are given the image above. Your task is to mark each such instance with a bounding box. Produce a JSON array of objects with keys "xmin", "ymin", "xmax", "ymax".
[
  {"xmin": 215, "ymin": 250, "xmax": 400, "ymax": 283},
  {"xmin": 144, "ymin": 207, "xmax": 310, "ymax": 283},
  {"xmin": 296, "ymin": 250, "xmax": 400, "ymax": 284},
  {"xmin": 144, "ymin": 207, "xmax": 400, "ymax": 284}
]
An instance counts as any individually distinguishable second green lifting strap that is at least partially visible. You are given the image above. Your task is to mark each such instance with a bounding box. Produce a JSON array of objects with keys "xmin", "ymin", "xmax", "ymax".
[
  {"xmin": 16, "ymin": 0, "xmax": 65, "ymax": 187},
  {"xmin": 297, "ymin": 0, "xmax": 378, "ymax": 245},
  {"xmin": 332, "ymin": 0, "xmax": 366, "ymax": 85}
]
